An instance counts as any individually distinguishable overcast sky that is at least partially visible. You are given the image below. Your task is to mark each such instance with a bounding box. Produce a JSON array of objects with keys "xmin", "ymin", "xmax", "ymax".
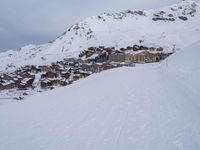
[{"xmin": 0, "ymin": 0, "xmax": 179, "ymax": 52}]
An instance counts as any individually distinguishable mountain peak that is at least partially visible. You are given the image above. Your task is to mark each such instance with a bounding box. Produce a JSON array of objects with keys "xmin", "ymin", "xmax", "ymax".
[{"xmin": 0, "ymin": 1, "xmax": 199, "ymax": 73}]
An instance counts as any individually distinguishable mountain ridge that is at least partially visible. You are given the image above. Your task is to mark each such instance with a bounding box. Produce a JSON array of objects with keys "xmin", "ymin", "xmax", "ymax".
[{"xmin": 0, "ymin": 0, "xmax": 199, "ymax": 73}]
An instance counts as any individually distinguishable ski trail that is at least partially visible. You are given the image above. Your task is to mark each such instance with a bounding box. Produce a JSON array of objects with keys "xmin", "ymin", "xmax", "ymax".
[
  {"xmin": 1, "ymin": 64, "xmax": 200, "ymax": 150},
  {"xmin": 111, "ymin": 99, "xmax": 131, "ymax": 150}
]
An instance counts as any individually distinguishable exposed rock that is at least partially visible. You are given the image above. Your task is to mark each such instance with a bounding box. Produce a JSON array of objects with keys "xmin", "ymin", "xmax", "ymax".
[
  {"xmin": 156, "ymin": 47, "xmax": 164, "ymax": 51},
  {"xmin": 178, "ymin": 16, "xmax": 188, "ymax": 21},
  {"xmin": 152, "ymin": 17, "xmax": 175, "ymax": 22}
]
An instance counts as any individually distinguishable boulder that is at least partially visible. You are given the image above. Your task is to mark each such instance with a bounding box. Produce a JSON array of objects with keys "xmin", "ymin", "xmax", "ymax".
[{"xmin": 178, "ymin": 16, "xmax": 188, "ymax": 21}]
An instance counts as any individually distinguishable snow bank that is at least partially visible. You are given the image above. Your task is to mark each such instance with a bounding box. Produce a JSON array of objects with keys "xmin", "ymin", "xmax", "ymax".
[
  {"xmin": 0, "ymin": 41, "xmax": 200, "ymax": 150},
  {"xmin": 163, "ymin": 41, "xmax": 200, "ymax": 96}
]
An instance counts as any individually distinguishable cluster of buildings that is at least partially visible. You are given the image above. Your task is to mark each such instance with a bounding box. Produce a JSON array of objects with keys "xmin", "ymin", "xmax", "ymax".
[
  {"xmin": 0, "ymin": 45, "xmax": 172, "ymax": 92},
  {"xmin": 80, "ymin": 45, "xmax": 171, "ymax": 64},
  {"xmin": 0, "ymin": 59, "xmax": 118, "ymax": 91}
]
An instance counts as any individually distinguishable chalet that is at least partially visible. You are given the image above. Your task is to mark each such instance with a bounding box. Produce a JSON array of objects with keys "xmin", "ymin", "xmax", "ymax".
[
  {"xmin": 15, "ymin": 69, "xmax": 23, "ymax": 75},
  {"xmin": 79, "ymin": 50, "xmax": 88, "ymax": 58},
  {"xmin": 60, "ymin": 70, "xmax": 70, "ymax": 79},
  {"xmin": 73, "ymin": 74, "xmax": 82, "ymax": 80},
  {"xmin": 13, "ymin": 77, "xmax": 22, "ymax": 85},
  {"xmin": 41, "ymin": 71, "xmax": 58, "ymax": 79},
  {"xmin": 86, "ymin": 51, "xmax": 95, "ymax": 58},
  {"xmin": 20, "ymin": 66, "xmax": 31, "ymax": 72},
  {"xmin": 88, "ymin": 47, "xmax": 96, "ymax": 51},
  {"xmin": 149, "ymin": 47, "xmax": 156, "ymax": 51},
  {"xmin": 1, "ymin": 74, "xmax": 13, "ymax": 81},
  {"xmin": 40, "ymin": 79, "xmax": 60, "ymax": 88},
  {"xmin": 64, "ymin": 58, "xmax": 82, "ymax": 68},
  {"xmin": 30, "ymin": 65, "xmax": 40, "ymax": 73},
  {"xmin": 87, "ymin": 52, "xmax": 108, "ymax": 63},
  {"xmin": 76, "ymin": 59, "xmax": 84, "ymax": 64},
  {"xmin": 73, "ymin": 70, "xmax": 82, "ymax": 75},
  {"xmin": 73, "ymin": 70, "xmax": 91, "ymax": 79},
  {"xmin": 38, "ymin": 65, "xmax": 50, "ymax": 72},
  {"xmin": 60, "ymin": 79, "xmax": 69, "ymax": 86},
  {"xmin": 1, "ymin": 80, "xmax": 16, "ymax": 90},
  {"xmin": 41, "ymin": 79, "xmax": 52, "ymax": 88},
  {"xmin": 18, "ymin": 78, "xmax": 35, "ymax": 90},
  {"xmin": 0, "ymin": 83, "xmax": 4, "ymax": 90},
  {"xmin": 79, "ymin": 47, "xmax": 114, "ymax": 60},
  {"xmin": 70, "ymin": 68, "xmax": 80, "ymax": 73},
  {"xmin": 108, "ymin": 51, "xmax": 125, "ymax": 62},
  {"xmin": 97, "ymin": 52, "xmax": 109, "ymax": 62},
  {"xmin": 139, "ymin": 46, "xmax": 149, "ymax": 50},
  {"xmin": 20, "ymin": 72, "xmax": 35, "ymax": 79},
  {"xmin": 0, "ymin": 74, "xmax": 21, "ymax": 90},
  {"xmin": 101, "ymin": 63, "xmax": 117, "ymax": 70},
  {"xmin": 104, "ymin": 47, "xmax": 113, "ymax": 54},
  {"xmin": 120, "ymin": 48, "xmax": 127, "ymax": 51},
  {"xmin": 133, "ymin": 45, "xmax": 140, "ymax": 51},
  {"xmin": 127, "ymin": 46, "xmax": 133, "ymax": 50},
  {"xmin": 156, "ymin": 47, "xmax": 164, "ymax": 51},
  {"xmin": 50, "ymin": 63, "xmax": 61, "ymax": 72},
  {"xmin": 78, "ymin": 71, "xmax": 91, "ymax": 77}
]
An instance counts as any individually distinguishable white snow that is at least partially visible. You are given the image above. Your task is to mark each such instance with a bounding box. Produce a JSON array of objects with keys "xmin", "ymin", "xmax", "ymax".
[
  {"xmin": 0, "ymin": 41, "xmax": 200, "ymax": 150},
  {"xmin": 0, "ymin": 0, "xmax": 200, "ymax": 72},
  {"xmin": 21, "ymin": 78, "xmax": 32, "ymax": 84}
]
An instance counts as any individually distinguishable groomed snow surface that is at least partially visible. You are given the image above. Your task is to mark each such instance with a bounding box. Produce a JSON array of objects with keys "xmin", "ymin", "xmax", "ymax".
[{"xmin": 0, "ymin": 41, "xmax": 200, "ymax": 150}]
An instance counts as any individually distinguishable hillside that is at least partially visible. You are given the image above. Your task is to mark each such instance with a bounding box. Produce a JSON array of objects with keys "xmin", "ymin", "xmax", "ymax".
[
  {"xmin": 0, "ymin": 0, "xmax": 200, "ymax": 72},
  {"xmin": 0, "ymin": 41, "xmax": 200, "ymax": 150}
]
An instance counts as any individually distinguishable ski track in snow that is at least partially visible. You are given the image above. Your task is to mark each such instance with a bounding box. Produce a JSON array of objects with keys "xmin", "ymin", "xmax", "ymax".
[
  {"xmin": 0, "ymin": 62, "xmax": 200, "ymax": 150},
  {"xmin": 0, "ymin": 1, "xmax": 200, "ymax": 147}
]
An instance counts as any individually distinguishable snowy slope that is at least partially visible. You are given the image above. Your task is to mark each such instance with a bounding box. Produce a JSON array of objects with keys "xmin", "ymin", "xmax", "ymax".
[
  {"xmin": 0, "ymin": 0, "xmax": 200, "ymax": 72},
  {"xmin": 0, "ymin": 41, "xmax": 200, "ymax": 150},
  {"xmin": 164, "ymin": 40, "xmax": 200, "ymax": 97}
]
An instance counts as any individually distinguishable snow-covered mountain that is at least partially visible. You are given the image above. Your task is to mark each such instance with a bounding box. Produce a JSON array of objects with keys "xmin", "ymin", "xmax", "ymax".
[
  {"xmin": 1, "ymin": 40, "xmax": 200, "ymax": 150},
  {"xmin": 0, "ymin": 0, "xmax": 200, "ymax": 72},
  {"xmin": 1, "ymin": 1, "xmax": 200, "ymax": 148}
]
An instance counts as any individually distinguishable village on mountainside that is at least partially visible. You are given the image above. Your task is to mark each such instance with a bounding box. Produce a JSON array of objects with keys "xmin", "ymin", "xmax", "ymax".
[{"xmin": 0, "ymin": 44, "xmax": 172, "ymax": 99}]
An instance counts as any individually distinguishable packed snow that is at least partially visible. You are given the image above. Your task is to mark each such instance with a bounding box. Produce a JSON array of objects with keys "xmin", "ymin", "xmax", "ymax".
[
  {"xmin": 0, "ymin": 41, "xmax": 200, "ymax": 150},
  {"xmin": 0, "ymin": 0, "xmax": 200, "ymax": 72}
]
